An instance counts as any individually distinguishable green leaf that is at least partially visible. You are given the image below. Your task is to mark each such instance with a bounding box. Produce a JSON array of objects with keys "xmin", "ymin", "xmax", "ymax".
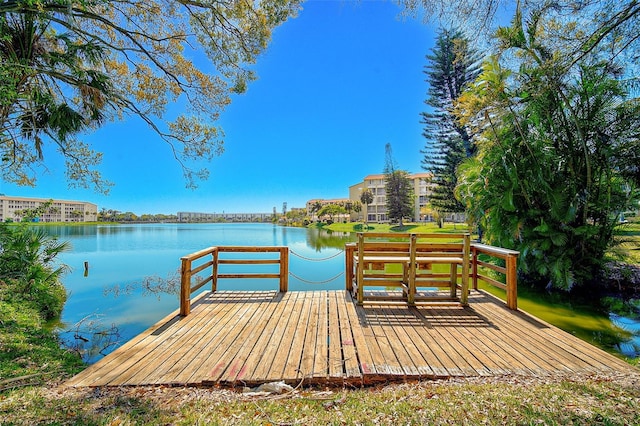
[
  {"xmin": 501, "ymin": 190, "xmax": 516, "ymax": 211},
  {"xmin": 533, "ymin": 221, "xmax": 549, "ymax": 233},
  {"xmin": 549, "ymin": 232, "xmax": 568, "ymax": 246}
]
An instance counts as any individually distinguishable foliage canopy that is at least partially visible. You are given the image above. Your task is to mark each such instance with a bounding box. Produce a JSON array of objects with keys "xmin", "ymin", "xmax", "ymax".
[
  {"xmin": 455, "ymin": 7, "xmax": 640, "ymax": 290},
  {"xmin": 399, "ymin": 0, "xmax": 640, "ymax": 67},
  {"xmin": 0, "ymin": 0, "xmax": 301, "ymax": 193}
]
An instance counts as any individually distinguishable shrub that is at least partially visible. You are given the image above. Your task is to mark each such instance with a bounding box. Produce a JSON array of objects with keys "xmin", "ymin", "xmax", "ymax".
[{"xmin": 0, "ymin": 224, "xmax": 70, "ymax": 320}]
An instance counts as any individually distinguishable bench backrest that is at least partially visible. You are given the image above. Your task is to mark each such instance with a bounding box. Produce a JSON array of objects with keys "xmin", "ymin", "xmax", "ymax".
[
  {"xmin": 357, "ymin": 240, "xmax": 411, "ymax": 258},
  {"xmin": 356, "ymin": 233, "xmax": 470, "ymax": 259}
]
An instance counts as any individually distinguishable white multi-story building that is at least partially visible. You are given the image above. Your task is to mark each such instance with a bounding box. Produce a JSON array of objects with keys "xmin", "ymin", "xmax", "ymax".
[
  {"xmin": 348, "ymin": 173, "xmax": 432, "ymax": 223},
  {"xmin": 0, "ymin": 195, "xmax": 98, "ymax": 223}
]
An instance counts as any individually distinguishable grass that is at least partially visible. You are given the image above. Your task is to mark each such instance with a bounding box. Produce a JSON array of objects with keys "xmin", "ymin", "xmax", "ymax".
[
  {"xmin": 612, "ymin": 219, "xmax": 640, "ymax": 264},
  {"xmin": 0, "ymin": 287, "xmax": 85, "ymax": 389},
  {"xmin": 317, "ymin": 221, "xmax": 472, "ymax": 234},
  {"xmin": 1, "ymin": 374, "xmax": 639, "ymax": 425}
]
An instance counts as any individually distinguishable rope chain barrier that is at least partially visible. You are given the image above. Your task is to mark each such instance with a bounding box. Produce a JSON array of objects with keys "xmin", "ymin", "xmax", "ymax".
[
  {"xmin": 289, "ymin": 271, "xmax": 345, "ymax": 285},
  {"xmin": 289, "ymin": 249, "xmax": 344, "ymax": 262}
]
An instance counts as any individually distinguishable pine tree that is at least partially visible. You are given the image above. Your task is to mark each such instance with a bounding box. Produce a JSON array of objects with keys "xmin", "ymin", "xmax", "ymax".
[
  {"xmin": 384, "ymin": 143, "xmax": 414, "ymax": 227},
  {"xmin": 420, "ymin": 28, "xmax": 481, "ymax": 214}
]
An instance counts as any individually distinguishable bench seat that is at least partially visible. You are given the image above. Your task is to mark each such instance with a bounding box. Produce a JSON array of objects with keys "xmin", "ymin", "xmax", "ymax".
[{"xmin": 353, "ymin": 232, "xmax": 471, "ymax": 306}]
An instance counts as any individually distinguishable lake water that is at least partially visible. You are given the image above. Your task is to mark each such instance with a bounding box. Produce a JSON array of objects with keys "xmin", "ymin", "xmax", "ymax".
[
  {"xmin": 47, "ymin": 223, "xmax": 353, "ymax": 362},
  {"xmin": 43, "ymin": 223, "xmax": 639, "ymax": 363}
]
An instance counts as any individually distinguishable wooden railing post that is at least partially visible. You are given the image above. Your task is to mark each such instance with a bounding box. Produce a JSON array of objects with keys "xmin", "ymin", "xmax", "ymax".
[
  {"xmin": 506, "ymin": 254, "xmax": 518, "ymax": 310},
  {"xmin": 460, "ymin": 233, "xmax": 471, "ymax": 306},
  {"xmin": 345, "ymin": 243, "xmax": 355, "ymax": 292},
  {"xmin": 212, "ymin": 248, "xmax": 219, "ymax": 292},
  {"xmin": 357, "ymin": 233, "xmax": 365, "ymax": 305},
  {"xmin": 471, "ymin": 245, "xmax": 479, "ymax": 290},
  {"xmin": 180, "ymin": 257, "xmax": 192, "ymax": 316},
  {"xmin": 408, "ymin": 233, "xmax": 417, "ymax": 305},
  {"xmin": 469, "ymin": 243, "xmax": 519, "ymax": 310},
  {"xmin": 279, "ymin": 247, "xmax": 289, "ymax": 292}
]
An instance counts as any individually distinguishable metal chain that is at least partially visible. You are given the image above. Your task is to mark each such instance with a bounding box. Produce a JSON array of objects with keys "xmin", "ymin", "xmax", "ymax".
[
  {"xmin": 289, "ymin": 249, "xmax": 344, "ymax": 262},
  {"xmin": 289, "ymin": 271, "xmax": 344, "ymax": 285}
]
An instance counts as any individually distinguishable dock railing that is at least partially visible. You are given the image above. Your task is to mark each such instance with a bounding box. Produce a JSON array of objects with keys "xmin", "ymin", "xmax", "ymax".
[
  {"xmin": 179, "ymin": 240, "xmax": 519, "ymax": 316},
  {"xmin": 179, "ymin": 246, "xmax": 289, "ymax": 316},
  {"xmin": 471, "ymin": 243, "xmax": 519, "ymax": 310},
  {"xmin": 345, "ymin": 239, "xmax": 519, "ymax": 310}
]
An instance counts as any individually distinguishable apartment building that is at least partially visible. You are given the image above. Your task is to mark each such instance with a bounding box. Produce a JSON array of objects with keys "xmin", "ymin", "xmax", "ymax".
[
  {"xmin": 0, "ymin": 195, "xmax": 98, "ymax": 222},
  {"xmin": 348, "ymin": 173, "xmax": 432, "ymax": 223}
]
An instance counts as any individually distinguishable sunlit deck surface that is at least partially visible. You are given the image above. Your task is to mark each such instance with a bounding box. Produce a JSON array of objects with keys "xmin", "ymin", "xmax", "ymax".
[{"xmin": 65, "ymin": 290, "xmax": 637, "ymax": 388}]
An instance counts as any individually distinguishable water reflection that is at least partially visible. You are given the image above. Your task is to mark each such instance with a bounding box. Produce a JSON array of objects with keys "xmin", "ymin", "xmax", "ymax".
[
  {"xmin": 610, "ymin": 313, "xmax": 640, "ymax": 357},
  {"xmin": 38, "ymin": 224, "xmax": 101, "ymax": 237},
  {"xmin": 305, "ymin": 227, "xmax": 355, "ymax": 251}
]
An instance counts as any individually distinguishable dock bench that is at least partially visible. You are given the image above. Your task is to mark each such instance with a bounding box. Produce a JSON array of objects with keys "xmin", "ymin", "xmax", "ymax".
[{"xmin": 352, "ymin": 232, "xmax": 471, "ymax": 306}]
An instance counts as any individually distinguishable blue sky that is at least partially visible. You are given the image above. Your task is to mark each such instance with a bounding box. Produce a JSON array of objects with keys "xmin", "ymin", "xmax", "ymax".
[{"xmin": 2, "ymin": 1, "xmax": 440, "ymax": 215}]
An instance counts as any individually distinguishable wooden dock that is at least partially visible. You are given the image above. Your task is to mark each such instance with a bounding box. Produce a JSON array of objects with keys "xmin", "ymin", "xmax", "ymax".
[{"xmin": 65, "ymin": 290, "xmax": 637, "ymax": 388}]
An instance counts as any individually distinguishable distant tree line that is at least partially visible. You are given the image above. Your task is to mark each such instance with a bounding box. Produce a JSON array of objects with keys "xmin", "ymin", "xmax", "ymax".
[
  {"xmin": 97, "ymin": 209, "xmax": 177, "ymax": 223},
  {"xmin": 309, "ymin": 200, "xmax": 362, "ymax": 224}
]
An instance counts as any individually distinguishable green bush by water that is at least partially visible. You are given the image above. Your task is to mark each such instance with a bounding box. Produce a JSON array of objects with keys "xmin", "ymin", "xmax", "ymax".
[{"xmin": 0, "ymin": 224, "xmax": 70, "ymax": 320}]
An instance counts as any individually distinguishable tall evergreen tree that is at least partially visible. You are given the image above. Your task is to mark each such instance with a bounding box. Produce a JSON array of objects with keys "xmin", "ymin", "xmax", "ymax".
[
  {"xmin": 384, "ymin": 143, "xmax": 414, "ymax": 226},
  {"xmin": 420, "ymin": 28, "xmax": 481, "ymax": 214}
]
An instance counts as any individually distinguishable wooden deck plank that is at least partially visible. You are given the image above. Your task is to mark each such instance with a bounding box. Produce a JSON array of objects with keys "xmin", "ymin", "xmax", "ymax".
[
  {"xmin": 427, "ymin": 305, "xmax": 501, "ymax": 376},
  {"xmin": 312, "ymin": 291, "xmax": 329, "ymax": 380},
  {"xmin": 328, "ymin": 291, "xmax": 345, "ymax": 380},
  {"xmin": 206, "ymin": 292, "xmax": 282, "ymax": 384},
  {"xmin": 264, "ymin": 291, "xmax": 305, "ymax": 382},
  {"xmin": 356, "ymin": 304, "xmax": 396, "ymax": 380},
  {"xmin": 382, "ymin": 305, "xmax": 441, "ymax": 378},
  {"xmin": 431, "ymin": 305, "xmax": 511, "ymax": 376},
  {"xmin": 396, "ymin": 307, "xmax": 452, "ymax": 378},
  {"xmin": 416, "ymin": 306, "xmax": 484, "ymax": 376},
  {"xmin": 487, "ymin": 295, "xmax": 634, "ymax": 371},
  {"xmin": 377, "ymin": 305, "xmax": 424, "ymax": 378},
  {"xmin": 451, "ymin": 300, "xmax": 551, "ymax": 376},
  {"xmin": 471, "ymin": 293, "xmax": 630, "ymax": 373},
  {"xmin": 175, "ymin": 292, "xmax": 274, "ymax": 385},
  {"xmin": 125, "ymin": 291, "xmax": 243, "ymax": 385},
  {"xmin": 281, "ymin": 290, "xmax": 313, "ymax": 382},
  {"xmin": 362, "ymin": 306, "xmax": 400, "ymax": 377},
  {"xmin": 460, "ymin": 301, "xmax": 565, "ymax": 375},
  {"xmin": 299, "ymin": 291, "xmax": 322, "ymax": 381},
  {"xmin": 469, "ymin": 294, "xmax": 598, "ymax": 374},
  {"xmin": 66, "ymin": 290, "xmax": 229, "ymax": 387},
  {"xmin": 65, "ymin": 290, "xmax": 638, "ymax": 388},
  {"xmin": 375, "ymin": 305, "xmax": 416, "ymax": 377},
  {"xmin": 437, "ymin": 304, "xmax": 531, "ymax": 376},
  {"xmin": 408, "ymin": 307, "xmax": 473, "ymax": 377},
  {"xmin": 179, "ymin": 292, "xmax": 268, "ymax": 385},
  {"xmin": 245, "ymin": 291, "xmax": 298, "ymax": 383},
  {"xmin": 336, "ymin": 292, "xmax": 365, "ymax": 380},
  {"xmin": 168, "ymin": 292, "xmax": 264, "ymax": 383},
  {"xmin": 227, "ymin": 291, "xmax": 294, "ymax": 384}
]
